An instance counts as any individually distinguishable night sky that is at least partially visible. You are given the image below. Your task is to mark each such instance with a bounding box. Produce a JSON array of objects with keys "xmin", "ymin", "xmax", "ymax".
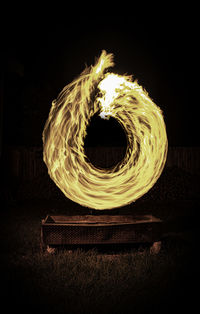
[{"xmin": 2, "ymin": 6, "xmax": 198, "ymax": 150}]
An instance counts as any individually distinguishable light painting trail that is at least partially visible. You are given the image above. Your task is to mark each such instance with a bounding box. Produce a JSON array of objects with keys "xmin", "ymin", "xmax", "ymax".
[{"xmin": 42, "ymin": 51, "xmax": 168, "ymax": 210}]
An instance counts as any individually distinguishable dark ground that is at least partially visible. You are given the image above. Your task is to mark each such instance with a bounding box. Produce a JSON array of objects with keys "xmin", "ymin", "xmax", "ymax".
[{"xmin": 0, "ymin": 165, "xmax": 200, "ymax": 314}]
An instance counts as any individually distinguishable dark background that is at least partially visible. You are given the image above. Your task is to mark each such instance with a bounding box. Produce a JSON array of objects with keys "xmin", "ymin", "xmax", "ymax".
[
  {"xmin": 1, "ymin": 4, "xmax": 198, "ymax": 154},
  {"xmin": 1, "ymin": 6, "xmax": 200, "ymax": 314}
]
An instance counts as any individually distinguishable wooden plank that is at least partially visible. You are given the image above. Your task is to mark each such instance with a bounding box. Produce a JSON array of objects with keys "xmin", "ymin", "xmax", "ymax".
[{"xmin": 44, "ymin": 215, "xmax": 161, "ymax": 225}]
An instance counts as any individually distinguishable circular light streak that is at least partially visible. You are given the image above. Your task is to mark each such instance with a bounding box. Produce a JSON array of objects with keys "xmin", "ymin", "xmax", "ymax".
[{"xmin": 43, "ymin": 51, "xmax": 168, "ymax": 210}]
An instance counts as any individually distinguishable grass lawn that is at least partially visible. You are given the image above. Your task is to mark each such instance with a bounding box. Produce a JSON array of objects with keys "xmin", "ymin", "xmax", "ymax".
[{"xmin": 0, "ymin": 198, "xmax": 199, "ymax": 314}]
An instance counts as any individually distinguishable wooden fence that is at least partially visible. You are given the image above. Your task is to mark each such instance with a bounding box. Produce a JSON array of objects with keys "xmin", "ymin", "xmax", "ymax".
[{"xmin": 5, "ymin": 146, "xmax": 200, "ymax": 181}]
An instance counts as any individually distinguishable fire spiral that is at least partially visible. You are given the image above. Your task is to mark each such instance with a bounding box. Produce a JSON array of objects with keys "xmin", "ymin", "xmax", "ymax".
[{"xmin": 43, "ymin": 51, "xmax": 168, "ymax": 210}]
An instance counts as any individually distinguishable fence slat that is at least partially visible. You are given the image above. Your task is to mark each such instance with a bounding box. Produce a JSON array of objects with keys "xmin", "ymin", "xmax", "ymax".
[{"xmin": 6, "ymin": 146, "xmax": 200, "ymax": 181}]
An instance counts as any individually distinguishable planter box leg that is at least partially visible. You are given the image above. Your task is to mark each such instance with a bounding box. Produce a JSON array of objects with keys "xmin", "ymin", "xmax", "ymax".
[{"xmin": 150, "ymin": 241, "xmax": 161, "ymax": 254}]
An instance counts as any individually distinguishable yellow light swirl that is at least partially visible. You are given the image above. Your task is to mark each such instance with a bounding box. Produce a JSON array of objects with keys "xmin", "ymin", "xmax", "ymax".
[{"xmin": 42, "ymin": 51, "xmax": 168, "ymax": 210}]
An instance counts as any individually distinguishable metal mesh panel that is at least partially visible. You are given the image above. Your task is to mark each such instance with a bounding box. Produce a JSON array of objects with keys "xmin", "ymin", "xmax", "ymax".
[{"xmin": 42, "ymin": 222, "xmax": 161, "ymax": 246}]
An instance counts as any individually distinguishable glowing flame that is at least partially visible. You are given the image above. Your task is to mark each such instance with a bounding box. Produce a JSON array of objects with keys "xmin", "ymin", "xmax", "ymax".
[
  {"xmin": 97, "ymin": 73, "xmax": 128, "ymax": 119},
  {"xmin": 43, "ymin": 51, "xmax": 168, "ymax": 210}
]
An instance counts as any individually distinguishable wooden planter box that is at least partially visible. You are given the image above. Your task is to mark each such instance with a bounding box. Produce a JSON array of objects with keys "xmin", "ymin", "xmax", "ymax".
[{"xmin": 41, "ymin": 215, "xmax": 162, "ymax": 253}]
